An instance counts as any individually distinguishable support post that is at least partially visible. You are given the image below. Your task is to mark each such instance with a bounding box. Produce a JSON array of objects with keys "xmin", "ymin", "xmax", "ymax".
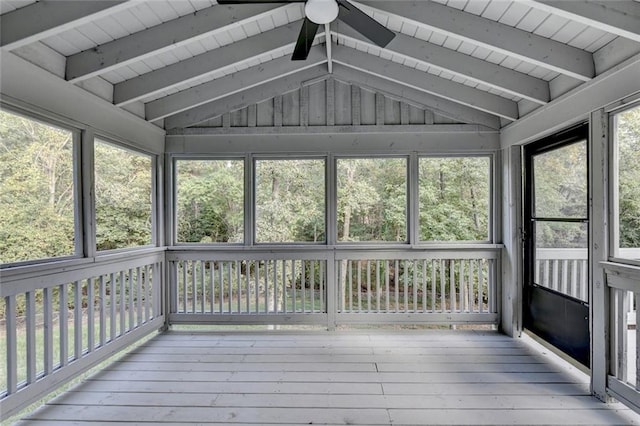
[{"xmin": 590, "ymin": 108, "xmax": 611, "ymax": 401}]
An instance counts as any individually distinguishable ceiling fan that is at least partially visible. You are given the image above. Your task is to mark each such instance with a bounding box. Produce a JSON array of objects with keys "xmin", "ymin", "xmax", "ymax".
[{"xmin": 217, "ymin": 0, "xmax": 395, "ymax": 60}]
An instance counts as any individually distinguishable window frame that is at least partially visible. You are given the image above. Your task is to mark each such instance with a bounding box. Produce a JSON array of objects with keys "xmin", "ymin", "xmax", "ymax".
[
  {"xmin": 609, "ymin": 101, "xmax": 640, "ymax": 267},
  {"xmin": 417, "ymin": 153, "xmax": 495, "ymax": 245},
  {"xmin": 253, "ymin": 155, "xmax": 328, "ymax": 246},
  {"xmin": 334, "ymin": 154, "xmax": 410, "ymax": 246},
  {"xmin": 0, "ymin": 105, "xmax": 83, "ymax": 268},
  {"xmin": 172, "ymin": 155, "xmax": 247, "ymax": 246},
  {"xmin": 94, "ymin": 136, "xmax": 158, "ymax": 254}
]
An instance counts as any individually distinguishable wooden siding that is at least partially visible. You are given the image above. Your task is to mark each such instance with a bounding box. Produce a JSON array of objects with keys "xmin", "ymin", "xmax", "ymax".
[
  {"xmin": 18, "ymin": 331, "xmax": 640, "ymax": 425},
  {"xmin": 192, "ymin": 78, "xmax": 463, "ymax": 129}
]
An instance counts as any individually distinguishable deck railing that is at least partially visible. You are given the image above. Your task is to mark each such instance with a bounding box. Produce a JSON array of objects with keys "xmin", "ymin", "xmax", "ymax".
[
  {"xmin": 0, "ymin": 249, "xmax": 165, "ymax": 419},
  {"xmin": 535, "ymin": 248, "xmax": 588, "ymax": 301},
  {"xmin": 605, "ymin": 259, "xmax": 640, "ymax": 412},
  {"xmin": 167, "ymin": 247, "xmax": 500, "ymax": 326}
]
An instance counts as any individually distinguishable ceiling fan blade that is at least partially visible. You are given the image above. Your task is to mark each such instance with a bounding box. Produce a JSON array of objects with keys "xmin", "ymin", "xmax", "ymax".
[
  {"xmin": 216, "ymin": 1, "xmax": 303, "ymax": 4},
  {"xmin": 336, "ymin": 0, "xmax": 395, "ymax": 47},
  {"xmin": 292, "ymin": 17, "xmax": 319, "ymax": 61}
]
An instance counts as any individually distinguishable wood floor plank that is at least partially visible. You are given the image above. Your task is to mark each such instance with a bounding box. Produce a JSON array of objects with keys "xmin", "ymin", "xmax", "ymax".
[{"xmin": 19, "ymin": 331, "xmax": 640, "ymax": 425}]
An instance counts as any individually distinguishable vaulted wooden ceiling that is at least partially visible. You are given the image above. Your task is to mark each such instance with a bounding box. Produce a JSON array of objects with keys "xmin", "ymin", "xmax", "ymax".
[{"xmin": 1, "ymin": 0, "xmax": 639, "ymax": 132}]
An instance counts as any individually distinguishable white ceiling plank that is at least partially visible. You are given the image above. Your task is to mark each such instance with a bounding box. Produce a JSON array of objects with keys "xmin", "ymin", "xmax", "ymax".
[
  {"xmin": 332, "ymin": 46, "xmax": 518, "ymax": 120},
  {"xmin": 164, "ymin": 64, "xmax": 328, "ymax": 128},
  {"xmin": 1, "ymin": 0, "xmax": 132, "ymax": 50},
  {"xmin": 114, "ymin": 21, "xmax": 312, "ymax": 106},
  {"xmin": 147, "ymin": 46, "xmax": 327, "ymax": 122},
  {"xmin": 528, "ymin": 0, "xmax": 640, "ymax": 43},
  {"xmin": 333, "ymin": 64, "xmax": 500, "ymax": 129},
  {"xmin": 65, "ymin": 3, "xmax": 287, "ymax": 82},
  {"xmin": 360, "ymin": 0, "xmax": 595, "ymax": 81},
  {"xmin": 334, "ymin": 24, "xmax": 549, "ymax": 104}
]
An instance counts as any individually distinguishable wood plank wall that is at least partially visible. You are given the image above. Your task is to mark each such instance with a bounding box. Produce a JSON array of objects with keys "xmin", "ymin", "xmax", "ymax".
[{"xmin": 193, "ymin": 78, "xmax": 462, "ymax": 129}]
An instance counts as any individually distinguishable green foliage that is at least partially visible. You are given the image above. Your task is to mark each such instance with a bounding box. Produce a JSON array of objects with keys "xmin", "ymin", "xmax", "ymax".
[
  {"xmin": 256, "ymin": 159, "xmax": 325, "ymax": 243},
  {"xmin": 95, "ymin": 141, "xmax": 152, "ymax": 251},
  {"xmin": 338, "ymin": 158, "xmax": 407, "ymax": 242},
  {"xmin": 617, "ymin": 106, "xmax": 640, "ymax": 249},
  {"xmin": 419, "ymin": 157, "xmax": 490, "ymax": 241},
  {"xmin": 0, "ymin": 110, "xmax": 75, "ymax": 263},
  {"xmin": 176, "ymin": 160, "xmax": 244, "ymax": 243}
]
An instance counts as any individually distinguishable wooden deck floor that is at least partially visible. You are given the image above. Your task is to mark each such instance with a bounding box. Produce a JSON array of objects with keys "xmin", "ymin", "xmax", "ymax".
[{"xmin": 18, "ymin": 330, "xmax": 640, "ymax": 425}]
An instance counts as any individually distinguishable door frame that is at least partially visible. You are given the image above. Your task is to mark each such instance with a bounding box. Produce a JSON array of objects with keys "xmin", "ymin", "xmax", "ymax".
[{"xmin": 522, "ymin": 122, "xmax": 590, "ymax": 367}]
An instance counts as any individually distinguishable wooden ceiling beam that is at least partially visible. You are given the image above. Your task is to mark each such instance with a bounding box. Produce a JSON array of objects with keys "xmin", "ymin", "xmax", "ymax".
[
  {"xmin": 164, "ymin": 64, "xmax": 328, "ymax": 129},
  {"xmin": 528, "ymin": 1, "xmax": 640, "ymax": 43},
  {"xmin": 333, "ymin": 24, "xmax": 549, "ymax": 105},
  {"xmin": 150, "ymin": 46, "xmax": 327, "ymax": 123},
  {"xmin": 332, "ymin": 46, "xmax": 518, "ymax": 121},
  {"xmin": 360, "ymin": 0, "xmax": 595, "ymax": 81},
  {"xmin": 65, "ymin": 3, "xmax": 286, "ymax": 82},
  {"xmin": 1, "ymin": 1, "xmax": 131, "ymax": 50},
  {"xmin": 332, "ymin": 64, "xmax": 501, "ymax": 129},
  {"xmin": 114, "ymin": 20, "xmax": 317, "ymax": 106}
]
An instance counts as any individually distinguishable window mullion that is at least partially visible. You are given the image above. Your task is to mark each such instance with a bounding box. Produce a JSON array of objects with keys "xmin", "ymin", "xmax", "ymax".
[{"xmin": 80, "ymin": 128, "xmax": 96, "ymax": 258}]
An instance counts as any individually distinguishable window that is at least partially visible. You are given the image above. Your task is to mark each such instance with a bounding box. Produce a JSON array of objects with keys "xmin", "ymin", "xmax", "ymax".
[
  {"xmin": 255, "ymin": 159, "xmax": 325, "ymax": 243},
  {"xmin": 176, "ymin": 159, "xmax": 244, "ymax": 243},
  {"xmin": 94, "ymin": 139, "xmax": 153, "ymax": 251},
  {"xmin": 0, "ymin": 109, "xmax": 76, "ymax": 264},
  {"xmin": 613, "ymin": 104, "xmax": 640, "ymax": 262},
  {"xmin": 419, "ymin": 157, "xmax": 490, "ymax": 242},
  {"xmin": 337, "ymin": 158, "xmax": 407, "ymax": 242}
]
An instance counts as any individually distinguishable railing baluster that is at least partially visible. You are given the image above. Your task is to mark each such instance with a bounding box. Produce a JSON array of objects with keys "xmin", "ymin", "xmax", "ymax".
[
  {"xmin": 449, "ymin": 260, "xmax": 455, "ymax": 314},
  {"xmin": 43, "ymin": 287, "xmax": 54, "ymax": 375},
  {"xmin": 468, "ymin": 261, "xmax": 474, "ymax": 313},
  {"xmin": 246, "ymin": 261, "xmax": 251, "ymax": 314},
  {"xmin": 74, "ymin": 281, "xmax": 82, "ymax": 360},
  {"xmin": 128, "ymin": 269, "xmax": 134, "ymax": 331},
  {"xmin": 99, "ymin": 275, "xmax": 106, "ymax": 347},
  {"xmin": 109, "ymin": 273, "xmax": 116, "ymax": 342},
  {"xmin": 228, "ymin": 262, "xmax": 233, "ymax": 313},
  {"xmin": 376, "ymin": 260, "xmax": 381, "ymax": 313},
  {"xmin": 458, "ymin": 261, "xmax": 464, "ymax": 313},
  {"xmin": 347, "ymin": 261, "xmax": 352, "ymax": 312},
  {"xmin": 636, "ymin": 292, "xmax": 640, "ymax": 389},
  {"xmin": 430, "ymin": 260, "xmax": 436, "ymax": 313},
  {"xmin": 191, "ymin": 261, "xmax": 196, "ymax": 314},
  {"xmin": 254, "ymin": 261, "xmax": 260, "ymax": 314},
  {"xmin": 617, "ymin": 290, "xmax": 630, "ymax": 381},
  {"xmin": 136, "ymin": 267, "xmax": 142, "ymax": 327},
  {"xmin": 422, "ymin": 260, "xmax": 427, "ymax": 313},
  {"xmin": 479, "ymin": 260, "xmax": 485, "ymax": 313},
  {"xmin": 386, "ymin": 260, "xmax": 391, "ymax": 312},
  {"xmin": 311, "ymin": 261, "xmax": 316, "ymax": 312},
  {"xmin": 301, "ymin": 261, "xmax": 306, "ymax": 313},
  {"xmin": 411, "ymin": 260, "xmax": 418, "ymax": 312},
  {"xmin": 237, "ymin": 261, "xmax": 242, "ymax": 314},
  {"xmin": 292, "ymin": 260, "xmax": 297, "ymax": 313},
  {"xmin": 357, "ymin": 261, "xmax": 362, "ymax": 313},
  {"xmin": 366, "ymin": 260, "xmax": 371, "ymax": 312},
  {"xmin": 394, "ymin": 260, "xmax": 400, "ymax": 313},
  {"xmin": 281, "ymin": 260, "xmax": 286, "ymax": 313},
  {"xmin": 581, "ymin": 260, "xmax": 588, "ymax": 301},
  {"xmin": 26, "ymin": 291, "xmax": 36, "ymax": 384},
  {"xmin": 218, "ymin": 262, "xmax": 224, "ymax": 314},
  {"xmin": 119, "ymin": 271, "xmax": 125, "ymax": 336},
  {"xmin": 145, "ymin": 265, "xmax": 151, "ymax": 322},
  {"xmin": 439, "ymin": 260, "xmax": 445, "ymax": 313},
  {"xmin": 489, "ymin": 260, "xmax": 496, "ymax": 313},
  {"xmin": 543, "ymin": 260, "xmax": 550, "ymax": 289},
  {"xmin": 6, "ymin": 295, "xmax": 17, "ymax": 394},
  {"xmin": 87, "ymin": 278, "xmax": 95, "ymax": 351},
  {"xmin": 404, "ymin": 260, "xmax": 409, "ymax": 312},
  {"xmin": 272, "ymin": 260, "xmax": 278, "ymax": 313},
  {"xmin": 60, "ymin": 283, "xmax": 68, "ymax": 367}
]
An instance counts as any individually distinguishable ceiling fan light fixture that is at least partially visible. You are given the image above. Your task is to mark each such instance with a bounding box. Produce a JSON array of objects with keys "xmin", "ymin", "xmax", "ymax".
[{"xmin": 305, "ymin": 0, "xmax": 339, "ymax": 25}]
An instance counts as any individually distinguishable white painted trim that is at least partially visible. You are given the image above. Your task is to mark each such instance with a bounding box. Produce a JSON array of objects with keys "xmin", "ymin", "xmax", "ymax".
[
  {"xmin": 0, "ymin": 1, "xmax": 131, "ymax": 50},
  {"xmin": 500, "ymin": 52, "xmax": 640, "ymax": 148},
  {"xmin": 528, "ymin": 1, "xmax": 640, "ymax": 44},
  {"xmin": 332, "ymin": 24, "xmax": 549, "ymax": 105},
  {"xmin": 332, "ymin": 46, "xmax": 519, "ymax": 120},
  {"xmin": 359, "ymin": 0, "xmax": 594, "ymax": 81},
  {"xmin": 165, "ymin": 129, "xmax": 500, "ymax": 154},
  {"xmin": 0, "ymin": 52, "xmax": 165, "ymax": 154},
  {"xmin": 65, "ymin": 3, "xmax": 286, "ymax": 82},
  {"xmin": 148, "ymin": 47, "xmax": 327, "ymax": 123}
]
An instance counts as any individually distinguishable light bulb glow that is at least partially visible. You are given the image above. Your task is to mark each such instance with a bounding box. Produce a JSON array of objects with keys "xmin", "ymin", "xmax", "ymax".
[{"xmin": 305, "ymin": 0, "xmax": 339, "ymax": 25}]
